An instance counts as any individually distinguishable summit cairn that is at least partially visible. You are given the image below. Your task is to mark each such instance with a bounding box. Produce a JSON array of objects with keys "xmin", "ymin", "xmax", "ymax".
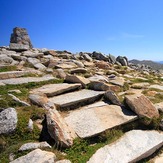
[{"xmin": 9, "ymin": 27, "xmax": 33, "ymax": 51}]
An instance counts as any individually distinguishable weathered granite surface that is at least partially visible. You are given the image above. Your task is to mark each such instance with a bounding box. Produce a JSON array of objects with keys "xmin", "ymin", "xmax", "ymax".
[
  {"xmin": 65, "ymin": 105, "xmax": 137, "ymax": 138},
  {"xmin": 87, "ymin": 130, "xmax": 163, "ymax": 163}
]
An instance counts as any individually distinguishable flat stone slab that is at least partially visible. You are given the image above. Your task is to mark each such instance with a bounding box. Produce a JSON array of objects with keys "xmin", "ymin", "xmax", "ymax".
[
  {"xmin": 0, "ymin": 75, "xmax": 55, "ymax": 85},
  {"xmin": 0, "ymin": 70, "xmax": 42, "ymax": 80},
  {"xmin": 87, "ymin": 130, "xmax": 163, "ymax": 163},
  {"xmin": 30, "ymin": 83, "xmax": 81, "ymax": 97},
  {"xmin": 149, "ymin": 84, "xmax": 163, "ymax": 91},
  {"xmin": 48, "ymin": 89, "xmax": 104, "ymax": 109},
  {"xmin": 65, "ymin": 105, "xmax": 137, "ymax": 138},
  {"xmin": 109, "ymin": 77, "xmax": 125, "ymax": 87}
]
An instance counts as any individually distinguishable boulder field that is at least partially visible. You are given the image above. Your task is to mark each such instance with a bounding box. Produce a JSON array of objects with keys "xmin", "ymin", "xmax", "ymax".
[{"xmin": 1, "ymin": 27, "xmax": 163, "ymax": 162}]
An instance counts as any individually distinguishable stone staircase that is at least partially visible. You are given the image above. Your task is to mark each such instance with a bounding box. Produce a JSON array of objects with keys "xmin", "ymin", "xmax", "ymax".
[{"xmin": 27, "ymin": 81, "xmax": 163, "ymax": 162}]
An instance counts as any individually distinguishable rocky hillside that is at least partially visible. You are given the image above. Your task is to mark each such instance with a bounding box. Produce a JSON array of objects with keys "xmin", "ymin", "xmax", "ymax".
[
  {"xmin": 130, "ymin": 59, "xmax": 163, "ymax": 71},
  {"xmin": 1, "ymin": 27, "xmax": 163, "ymax": 163}
]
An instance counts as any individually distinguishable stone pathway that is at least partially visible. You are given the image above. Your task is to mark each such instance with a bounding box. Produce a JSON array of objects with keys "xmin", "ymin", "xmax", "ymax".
[
  {"xmin": 0, "ymin": 75, "xmax": 55, "ymax": 85},
  {"xmin": 0, "ymin": 70, "xmax": 42, "ymax": 79},
  {"xmin": 30, "ymin": 83, "xmax": 81, "ymax": 97},
  {"xmin": 87, "ymin": 130, "xmax": 163, "ymax": 163}
]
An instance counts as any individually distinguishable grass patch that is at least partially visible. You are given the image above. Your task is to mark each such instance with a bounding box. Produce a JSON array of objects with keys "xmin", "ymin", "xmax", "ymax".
[
  {"xmin": 0, "ymin": 65, "xmax": 17, "ymax": 72},
  {"xmin": 64, "ymin": 129, "xmax": 123, "ymax": 163},
  {"xmin": 0, "ymin": 78, "xmax": 64, "ymax": 108},
  {"xmin": 131, "ymin": 78, "xmax": 155, "ymax": 84},
  {"xmin": 142, "ymin": 88, "xmax": 163, "ymax": 104},
  {"xmin": 0, "ymin": 106, "xmax": 45, "ymax": 162}
]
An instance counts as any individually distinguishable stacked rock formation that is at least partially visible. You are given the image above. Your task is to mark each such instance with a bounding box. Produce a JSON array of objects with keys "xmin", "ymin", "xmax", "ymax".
[{"xmin": 9, "ymin": 27, "xmax": 33, "ymax": 51}]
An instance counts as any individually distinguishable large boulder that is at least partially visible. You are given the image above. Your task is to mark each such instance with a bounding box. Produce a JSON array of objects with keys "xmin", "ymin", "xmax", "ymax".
[
  {"xmin": 125, "ymin": 94, "xmax": 159, "ymax": 118},
  {"xmin": 0, "ymin": 108, "xmax": 17, "ymax": 134},
  {"xmin": 116, "ymin": 56, "xmax": 128, "ymax": 66},
  {"xmin": 45, "ymin": 104, "xmax": 76, "ymax": 148},
  {"xmin": 9, "ymin": 27, "xmax": 33, "ymax": 51},
  {"xmin": 91, "ymin": 51, "xmax": 108, "ymax": 61},
  {"xmin": 108, "ymin": 54, "xmax": 116, "ymax": 64}
]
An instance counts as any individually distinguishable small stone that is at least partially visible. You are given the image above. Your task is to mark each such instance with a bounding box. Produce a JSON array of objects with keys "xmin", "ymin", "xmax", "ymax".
[
  {"xmin": 29, "ymin": 93, "xmax": 48, "ymax": 107},
  {"xmin": 104, "ymin": 91, "xmax": 122, "ymax": 105},
  {"xmin": 70, "ymin": 68, "xmax": 87, "ymax": 74},
  {"xmin": 19, "ymin": 142, "xmax": 51, "ymax": 151},
  {"xmin": 28, "ymin": 119, "xmax": 33, "ymax": 132}
]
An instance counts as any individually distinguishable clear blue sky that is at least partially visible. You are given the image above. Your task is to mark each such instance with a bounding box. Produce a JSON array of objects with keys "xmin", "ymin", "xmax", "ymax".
[{"xmin": 1, "ymin": 0, "xmax": 163, "ymax": 61}]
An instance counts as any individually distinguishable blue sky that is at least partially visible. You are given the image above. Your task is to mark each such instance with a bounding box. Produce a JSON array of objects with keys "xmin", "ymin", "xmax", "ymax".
[{"xmin": 1, "ymin": 0, "xmax": 163, "ymax": 61}]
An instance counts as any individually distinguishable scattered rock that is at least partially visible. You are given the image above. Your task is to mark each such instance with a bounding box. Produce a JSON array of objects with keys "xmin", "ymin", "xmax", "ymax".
[
  {"xmin": 8, "ymin": 93, "xmax": 30, "ymax": 106},
  {"xmin": 70, "ymin": 68, "xmax": 87, "ymax": 74},
  {"xmin": 10, "ymin": 149, "xmax": 56, "ymax": 163},
  {"xmin": 104, "ymin": 91, "xmax": 122, "ymax": 105},
  {"xmin": 19, "ymin": 142, "xmax": 51, "ymax": 151},
  {"xmin": 56, "ymin": 69, "xmax": 66, "ymax": 79},
  {"xmin": 95, "ymin": 61, "xmax": 110, "ymax": 69},
  {"xmin": 131, "ymin": 82, "xmax": 150, "ymax": 89},
  {"xmin": 65, "ymin": 74, "xmax": 90, "ymax": 88},
  {"xmin": 109, "ymin": 77, "xmax": 125, "ymax": 87},
  {"xmin": 81, "ymin": 53, "xmax": 93, "ymax": 62},
  {"xmin": 88, "ymin": 74, "xmax": 109, "ymax": 83},
  {"xmin": 8, "ymin": 89, "xmax": 21, "ymax": 94},
  {"xmin": 0, "ymin": 108, "xmax": 17, "ymax": 134},
  {"xmin": 125, "ymin": 94, "xmax": 159, "ymax": 118},
  {"xmin": 72, "ymin": 60, "xmax": 84, "ymax": 68},
  {"xmin": 29, "ymin": 93, "xmax": 48, "ymax": 107},
  {"xmin": 89, "ymin": 81, "xmax": 121, "ymax": 92}
]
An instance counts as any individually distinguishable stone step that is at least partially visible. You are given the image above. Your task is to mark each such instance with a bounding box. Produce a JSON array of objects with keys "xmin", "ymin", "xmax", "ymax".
[
  {"xmin": 0, "ymin": 75, "xmax": 55, "ymax": 85},
  {"xmin": 48, "ymin": 89, "xmax": 104, "ymax": 109},
  {"xmin": 30, "ymin": 83, "xmax": 81, "ymax": 97},
  {"xmin": 64, "ymin": 104, "xmax": 137, "ymax": 138},
  {"xmin": 87, "ymin": 130, "xmax": 163, "ymax": 163},
  {"xmin": 0, "ymin": 70, "xmax": 42, "ymax": 80}
]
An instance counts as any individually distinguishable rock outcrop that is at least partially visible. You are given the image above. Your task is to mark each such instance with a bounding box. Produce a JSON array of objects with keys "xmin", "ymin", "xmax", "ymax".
[{"xmin": 10, "ymin": 27, "xmax": 33, "ymax": 51}]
